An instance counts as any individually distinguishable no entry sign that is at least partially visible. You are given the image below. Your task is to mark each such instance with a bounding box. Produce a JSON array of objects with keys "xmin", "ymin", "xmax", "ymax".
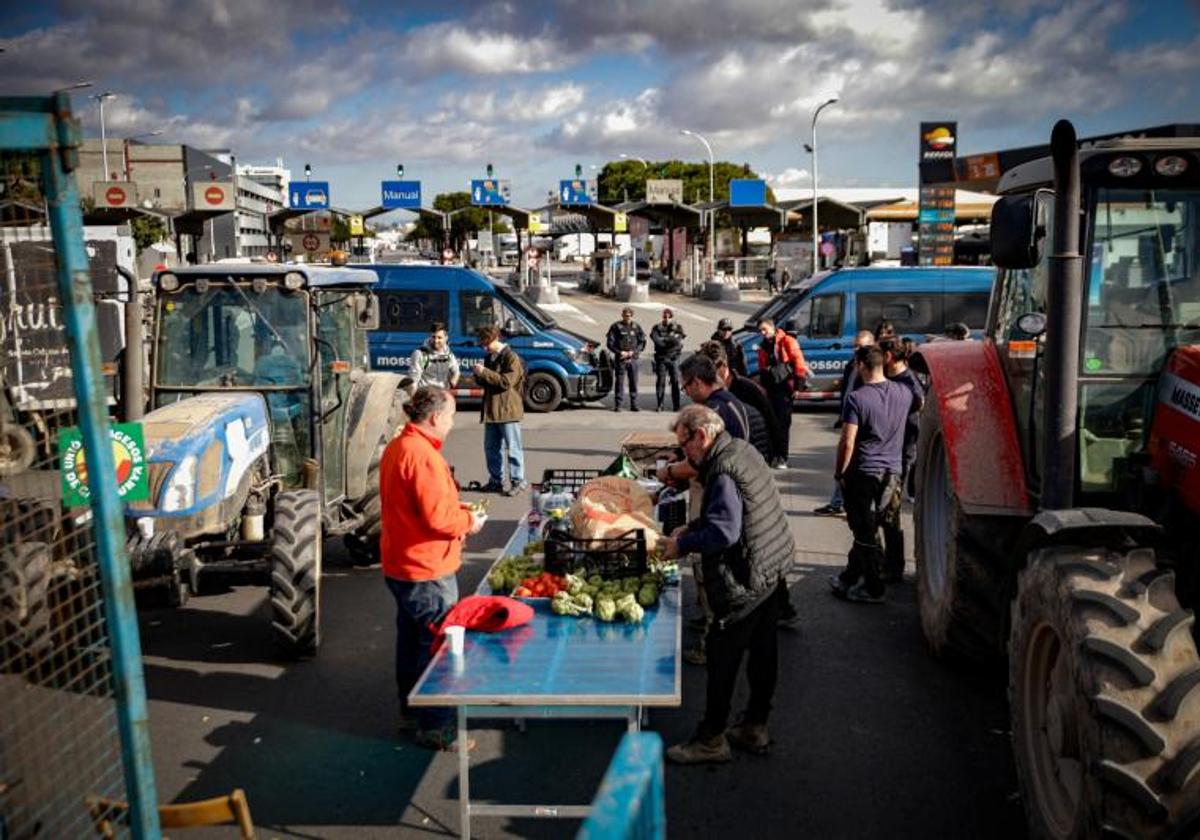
[
  {"xmin": 93, "ymin": 181, "xmax": 138, "ymax": 208},
  {"xmin": 204, "ymin": 185, "xmax": 226, "ymax": 206}
]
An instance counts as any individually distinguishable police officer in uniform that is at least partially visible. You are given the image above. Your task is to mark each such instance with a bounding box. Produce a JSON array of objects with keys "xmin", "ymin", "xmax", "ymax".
[
  {"xmin": 650, "ymin": 307, "xmax": 686, "ymax": 412},
  {"xmin": 606, "ymin": 307, "xmax": 646, "ymax": 411}
]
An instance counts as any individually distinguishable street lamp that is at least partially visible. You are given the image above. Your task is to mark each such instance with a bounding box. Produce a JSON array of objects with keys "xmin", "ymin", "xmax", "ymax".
[
  {"xmin": 54, "ymin": 81, "xmax": 93, "ymax": 94},
  {"xmin": 91, "ymin": 91, "xmax": 116, "ymax": 180},
  {"xmin": 680, "ymin": 128, "xmax": 715, "ymax": 278},
  {"xmin": 620, "ymin": 154, "xmax": 649, "ymax": 203},
  {"xmin": 809, "ymin": 96, "xmax": 838, "ymax": 276},
  {"xmin": 123, "ymin": 129, "xmax": 163, "ymax": 181}
]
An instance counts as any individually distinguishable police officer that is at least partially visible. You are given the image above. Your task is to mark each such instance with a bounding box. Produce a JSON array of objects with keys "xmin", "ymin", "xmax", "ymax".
[
  {"xmin": 650, "ymin": 307, "xmax": 686, "ymax": 412},
  {"xmin": 606, "ymin": 307, "xmax": 646, "ymax": 411}
]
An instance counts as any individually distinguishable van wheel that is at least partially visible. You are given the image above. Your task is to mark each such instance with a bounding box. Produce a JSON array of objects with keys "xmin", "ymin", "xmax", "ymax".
[{"xmin": 525, "ymin": 371, "xmax": 564, "ymax": 413}]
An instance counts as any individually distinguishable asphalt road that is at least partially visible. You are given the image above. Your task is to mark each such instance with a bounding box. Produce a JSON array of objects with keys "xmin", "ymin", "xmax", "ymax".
[{"xmin": 138, "ymin": 279, "xmax": 1027, "ymax": 838}]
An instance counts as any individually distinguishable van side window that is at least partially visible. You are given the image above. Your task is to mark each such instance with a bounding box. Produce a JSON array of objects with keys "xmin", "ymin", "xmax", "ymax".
[
  {"xmin": 857, "ymin": 293, "xmax": 941, "ymax": 335},
  {"xmin": 943, "ymin": 293, "xmax": 990, "ymax": 330},
  {"xmin": 378, "ymin": 290, "xmax": 448, "ymax": 332},
  {"xmin": 460, "ymin": 292, "xmax": 503, "ymax": 336},
  {"xmin": 784, "ymin": 294, "xmax": 842, "ymax": 338}
]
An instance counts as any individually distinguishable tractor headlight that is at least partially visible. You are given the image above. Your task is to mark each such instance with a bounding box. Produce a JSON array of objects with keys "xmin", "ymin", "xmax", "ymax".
[
  {"xmin": 1155, "ymin": 155, "xmax": 1188, "ymax": 177},
  {"xmin": 161, "ymin": 455, "xmax": 197, "ymax": 513},
  {"xmin": 1107, "ymin": 156, "xmax": 1143, "ymax": 178},
  {"xmin": 283, "ymin": 272, "xmax": 305, "ymax": 291},
  {"xmin": 158, "ymin": 272, "xmax": 180, "ymax": 292}
]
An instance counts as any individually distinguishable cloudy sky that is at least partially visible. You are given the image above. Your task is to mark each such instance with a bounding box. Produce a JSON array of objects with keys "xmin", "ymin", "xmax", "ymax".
[{"xmin": 3, "ymin": 0, "xmax": 1198, "ymax": 208}]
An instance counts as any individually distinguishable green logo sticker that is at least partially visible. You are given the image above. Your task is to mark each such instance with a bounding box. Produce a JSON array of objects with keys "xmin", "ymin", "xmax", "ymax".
[
  {"xmin": 1085, "ymin": 357, "xmax": 1103, "ymax": 372},
  {"xmin": 59, "ymin": 422, "xmax": 149, "ymax": 507}
]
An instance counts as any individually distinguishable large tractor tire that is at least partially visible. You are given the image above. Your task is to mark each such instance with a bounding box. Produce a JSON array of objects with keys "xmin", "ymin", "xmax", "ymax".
[
  {"xmin": 344, "ymin": 392, "xmax": 406, "ymax": 566},
  {"xmin": 913, "ymin": 402, "xmax": 1010, "ymax": 661},
  {"xmin": 270, "ymin": 490, "xmax": 322, "ymax": 657},
  {"xmin": 1010, "ymin": 546, "xmax": 1200, "ymax": 839},
  {"xmin": 0, "ymin": 542, "xmax": 52, "ymax": 671},
  {"xmin": 524, "ymin": 371, "xmax": 564, "ymax": 413}
]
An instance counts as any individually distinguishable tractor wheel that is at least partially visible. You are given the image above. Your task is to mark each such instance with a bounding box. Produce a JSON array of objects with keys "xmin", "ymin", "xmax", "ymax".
[
  {"xmin": 270, "ymin": 490, "xmax": 322, "ymax": 657},
  {"xmin": 0, "ymin": 542, "xmax": 52, "ymax": 671},
  {"xmin": 913, "ymin": 402, "xmax": 1009, "ymax": 661},
  {"xmin": 344, "ymin": 392, "xmax": 406, "ymax": 566},
  {"xmin": 524, "ymin": 371, "xmax": 564, "ymax": 413},
  {"xmin": 1009, "ymin": 546, "xmax": 1200, "ymax": 839}
]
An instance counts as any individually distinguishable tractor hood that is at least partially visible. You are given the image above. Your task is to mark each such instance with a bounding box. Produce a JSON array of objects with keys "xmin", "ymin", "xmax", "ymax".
[{"xmin": 125, "ymin": 393, "xmax": 270, "ymax": 532}]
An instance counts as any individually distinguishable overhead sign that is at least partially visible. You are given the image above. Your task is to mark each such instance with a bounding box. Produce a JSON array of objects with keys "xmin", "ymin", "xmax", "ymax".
[
  {"xmin": 918, "ymin": 184, "xmax": 956, "ymax": 267},
  {"xmin": 614, "ymin": 212, "xmax": 628, "ymax": 233},
  {"xmin": 729, "ymin": 179, "xmax": 767, "ymax": 207},
  {"xmin": 349, "ymin": 215, "xmax": 364, "ymax": 236},
  {"xmin": 290, "ymin": 180, "xmax": 330, "ymax": 210},
  {"xmin": 191, "ymin": 181, "xmax": 235, "ymax": 211},
  {"xmin": 94, "ymin": 181, "xmax": 138, "ymax": 209},
  {"xmin": 471, "ymin": 179, "xmax": 511, "ymax": 206},
  {"xmin": 59, "ymin": 422, "xmax": 149, "ymax": 507},
  {"xmin": 646, "ymin": 179, "xmax": 683, "ymax": 205},
  {"xmin": 528, "ymin": 213, "xmax": 546, "ymax": 233},
  {"xmin": 559, "ymin": 179, "xmax": 593, "ymax": 206},
  {"xmin": 381, "ymin": 180, "xmax": 422, "ymax": 209}
]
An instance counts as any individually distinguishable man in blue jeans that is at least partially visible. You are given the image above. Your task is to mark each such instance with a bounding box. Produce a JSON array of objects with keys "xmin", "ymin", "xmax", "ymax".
[
  {"xmin": 380, "ymin": 386, "xmax": 485, "ymax": 750},
  {"xmin": 472, "ymin": 325, "xmax": 527, "ymax": 496}
]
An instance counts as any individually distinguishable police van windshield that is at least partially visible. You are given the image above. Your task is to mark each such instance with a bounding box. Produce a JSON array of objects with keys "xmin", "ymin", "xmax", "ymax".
[
  {"xmin": 495, "ymin": 285, "xmax": 555, "ymax": 329},
  {"xmin": 1084, "ymin": 187, "xmax": 1200, "ymax": 376}
]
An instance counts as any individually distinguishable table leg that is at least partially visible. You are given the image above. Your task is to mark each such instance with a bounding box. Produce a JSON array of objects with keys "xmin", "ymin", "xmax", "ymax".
[
  {"xmin": 458, "ymin": 706, "xmax": 470, "ymax": 840},
  {"xmin": 628, "ymin": 706, "xmax": 641, "ymax": 733}
]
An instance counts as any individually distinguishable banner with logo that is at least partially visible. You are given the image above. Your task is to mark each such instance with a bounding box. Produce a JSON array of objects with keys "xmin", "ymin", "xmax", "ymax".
[
  {"xmin": 919, "ymin": 121, "xmax": 957, "ymax": 185},
  {"xmin": 59, "ymin": 422, "xmax": 149, "ymax": 507}
]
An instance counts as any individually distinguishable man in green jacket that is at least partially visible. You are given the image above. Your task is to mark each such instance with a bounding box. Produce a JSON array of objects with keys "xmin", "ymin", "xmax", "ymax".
[{"xmin": 471, "ymin": 324, "xmax": 527, "ymax": 496}]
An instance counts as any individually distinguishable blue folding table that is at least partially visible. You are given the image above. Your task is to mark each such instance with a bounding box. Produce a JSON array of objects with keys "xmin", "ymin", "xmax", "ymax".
[{"xmin": 409, "ymin": 520, "xmax": 681, "ymax": 839}]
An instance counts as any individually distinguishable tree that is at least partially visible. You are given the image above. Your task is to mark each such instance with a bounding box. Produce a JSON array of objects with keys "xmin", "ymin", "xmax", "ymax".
[
  {"xmin": 130, "ymin": 214, "xmax": 167, "ymax": 254},
  {"xmin": 406, "ymin": 191, "xmax": 511, "ymax": 250},
  {"xmin": 595, "ymin": 160, "xmax": 775, "ymax": 205}
]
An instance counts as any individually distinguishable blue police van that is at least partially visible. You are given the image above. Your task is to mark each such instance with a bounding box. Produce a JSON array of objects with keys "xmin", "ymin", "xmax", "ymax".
[
  {"xmin": 353, "ymin": 263, "xmax": 612, "ymax": 411},
  {"xmin": 735, "ymin": 265, "xmax": 995, "ymax": 399}
]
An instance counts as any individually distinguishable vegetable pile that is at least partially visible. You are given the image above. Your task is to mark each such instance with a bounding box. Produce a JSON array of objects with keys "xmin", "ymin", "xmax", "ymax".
[{"xmin": 549, "ymin": 572, "xmax": 664, "ymax": 623}]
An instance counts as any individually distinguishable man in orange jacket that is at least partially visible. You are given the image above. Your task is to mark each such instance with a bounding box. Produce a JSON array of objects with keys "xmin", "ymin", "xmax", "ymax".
[
  {"xmin": 381, "ymin": 385, "xmax": 484, "ymax": 750},
  {"xmin": 755, "ymin": 318, "xmax": 809, "ymax": 469}
]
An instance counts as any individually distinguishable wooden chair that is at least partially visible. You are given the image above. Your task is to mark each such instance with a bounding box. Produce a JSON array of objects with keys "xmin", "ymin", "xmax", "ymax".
[{"xmin": 87, "ymin": 789, "xmax": 255, "ymax": 839}]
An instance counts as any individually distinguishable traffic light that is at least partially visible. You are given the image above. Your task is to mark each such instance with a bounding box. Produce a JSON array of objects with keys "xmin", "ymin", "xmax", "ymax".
[
  {"xmin": 397, "ymin": 163, "xmax": 404, "ymax": 178},
  {"xmin": 304, "ymin": 163, "xmax": 312, "ymax": 180},
  {"xmin": 575, "ymin": 163, "xmax": 582, "ymax": 178},
  {"xmin": 486, "ymin": 162, "xmax": 494, "ymax": 178}
]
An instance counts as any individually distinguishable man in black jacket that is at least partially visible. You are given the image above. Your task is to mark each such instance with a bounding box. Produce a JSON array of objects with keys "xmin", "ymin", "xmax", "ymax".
[
  {"xmin": 710, "ymin": 317, "xmax": 748, "ymax": 377},
  {"xmin": 661, "ymin": 404, "xmax": 795, "ymax": 764},
  {"xmin": 649, "ymin": 307, "xmax": 686, "ymax": 411},
  {"xmin": 605, "ymin": 307, "xmax": 646, "ymax": 411}
]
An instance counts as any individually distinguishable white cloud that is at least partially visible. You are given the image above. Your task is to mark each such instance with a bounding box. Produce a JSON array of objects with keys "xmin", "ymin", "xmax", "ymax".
[
  {"xmin": 402, "ymin": 23, "xmax": 569, "ymax": 76},
  {"xmin": 764, "ymin": 167, "xmax": 812, "ymax": 188}
]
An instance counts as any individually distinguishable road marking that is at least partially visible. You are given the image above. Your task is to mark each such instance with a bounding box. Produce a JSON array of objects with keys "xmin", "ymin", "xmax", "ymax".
[
  {"xmin": 625, "ymin": 302, "xmax": 709, "ymax": 323},
  {"xmin": 540, "ymin": 301, "xmax": 596, "ymax": 324}
]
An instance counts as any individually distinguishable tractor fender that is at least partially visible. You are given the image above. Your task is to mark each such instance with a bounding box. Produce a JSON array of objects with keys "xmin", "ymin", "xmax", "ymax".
[
  {"xmin": 1015, "ymin": 507, "xmax": 1162, "ymax": 558},
  {"xmin": 344, "ymin": 371, "xmax": 406, "ymax": 502},
  {"xmin": 913, "ymin": 339, "xmax": 1032, "ymax": 516}
]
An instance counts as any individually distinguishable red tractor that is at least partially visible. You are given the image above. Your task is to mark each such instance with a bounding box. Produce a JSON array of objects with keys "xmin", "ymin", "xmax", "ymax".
[{"xmin": 913, "ymin": 120, "xmax": 1200, "ymax": 838}]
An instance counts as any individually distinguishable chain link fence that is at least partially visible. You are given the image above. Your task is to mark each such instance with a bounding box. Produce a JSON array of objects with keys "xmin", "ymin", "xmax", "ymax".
[{"xmin": 1, "ymin": 97, "xmax": 157, "ymax": 839}]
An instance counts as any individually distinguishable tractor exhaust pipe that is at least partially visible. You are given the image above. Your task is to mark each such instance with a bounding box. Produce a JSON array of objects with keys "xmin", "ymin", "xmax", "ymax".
[
  {"xmin": 117, "ymin": 266, "xmax": 145, "ymax": 421},
  {"xmin": 1040, "ymin": 119, "xmax": 1083, "ymax": 511}
]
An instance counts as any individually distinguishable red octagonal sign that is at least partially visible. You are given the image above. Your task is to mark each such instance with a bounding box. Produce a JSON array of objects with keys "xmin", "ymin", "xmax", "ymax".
[
  {"xmin": 204, "ymin": 185, "xmax": 226, "ymax": 206},
  {"xmin": 105, "ymin": 186, "xmax": 126, "ymax": 206}
]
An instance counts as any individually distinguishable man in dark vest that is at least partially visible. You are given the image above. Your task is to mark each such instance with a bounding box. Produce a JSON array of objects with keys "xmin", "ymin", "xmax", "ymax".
[
  {"xmin": 605, "ymin": 306, "xmax": 646, "ymax": 411},
  {"xmin": 661, "ymin": 404, "xmax": 796, "ymax": 764}
]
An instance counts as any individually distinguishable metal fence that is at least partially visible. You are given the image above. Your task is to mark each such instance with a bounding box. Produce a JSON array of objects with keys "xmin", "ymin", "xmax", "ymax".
[
  {"xmin": 577, "ymin": 732, "xmax": 665, "ymax": 840},
  {"xmin": 1, "ymin": 95, "xmax": 159, "ymax": 838}
]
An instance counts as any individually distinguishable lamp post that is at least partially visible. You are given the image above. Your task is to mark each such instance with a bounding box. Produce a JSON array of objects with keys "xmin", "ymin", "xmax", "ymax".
[
  {"xmin": 619, "ymin": 153, "xmax": 648, "ymax": 203},
  {"xmin": 680, "ymin": 129, "xmax": 714, "ymax": 279},
  {"xmin": 123, "ymin": 129, "xmax": 162, "ymax": 181},
  {"xmin": 809, "ymin": 96, "xmax": 838, "ymax": 277},
  {"xmin": 91, "ymin": 91, "xmax": 116, "ymax": 180}
]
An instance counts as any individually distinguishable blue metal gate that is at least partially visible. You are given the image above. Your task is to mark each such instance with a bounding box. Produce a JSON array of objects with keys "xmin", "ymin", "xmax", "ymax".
[{"xmin": 0, "ymin": 94, "xmax": 160, "ymax": 838}]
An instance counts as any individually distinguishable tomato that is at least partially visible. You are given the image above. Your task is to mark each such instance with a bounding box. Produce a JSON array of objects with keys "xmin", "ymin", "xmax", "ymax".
[{"xmin": 513, "ymin": 586, "xmax": 533, "ymax": 597}]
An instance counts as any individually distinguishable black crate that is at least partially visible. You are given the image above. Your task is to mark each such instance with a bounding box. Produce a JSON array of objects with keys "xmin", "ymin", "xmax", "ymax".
[
  {"xmin": 539, "ymin": 468, "xmax": 603, "ymax": 494},
  {"xmin": 543, "ymin": 528, "xmax": 648, "ymax": 579},
  {"xmin": 657, "ymin": 497, "xmax": 687, "ymax": 534}
]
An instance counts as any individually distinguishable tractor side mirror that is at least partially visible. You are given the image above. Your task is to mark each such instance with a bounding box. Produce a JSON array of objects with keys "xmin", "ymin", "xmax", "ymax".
[
  {"xmin": 355, "ymin": 293, "xmax": 380, "ymax": 331},
  {"xmin": 991, "ymin": 191, "xmax": 1049, "ymax": 270}
]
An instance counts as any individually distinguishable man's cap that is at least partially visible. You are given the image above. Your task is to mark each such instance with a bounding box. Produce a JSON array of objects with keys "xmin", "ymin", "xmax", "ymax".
[
  {"xmin": 718, "ymin": 317, "xmax": 734, "ymax": 330},
  {"xmin": 662, "ymin": 307, "xmax": 673, "ymax": 318}
]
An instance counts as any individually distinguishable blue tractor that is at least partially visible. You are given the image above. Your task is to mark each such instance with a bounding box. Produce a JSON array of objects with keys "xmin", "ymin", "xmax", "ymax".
[{"xmin": 124, "ymin": 265, "xmax": 406, "ymax": 656}]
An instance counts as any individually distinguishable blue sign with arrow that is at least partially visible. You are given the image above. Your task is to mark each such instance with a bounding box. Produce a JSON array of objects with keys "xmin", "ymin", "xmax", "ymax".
[
  {"xmin": 381, "ymin": 180, "xmax": 422, "ymax": 209},
  {"xmin": 471, "ymin": 179, "xmax": 510, "ymax": 206},
  {"xmin": 559, "ymin": 179, "xmax": 593, "ymax": 206},
  {"xmin": 290, "ymin": 181, "xmax": 330, "ymax": 210},
  {"xmin": 729, "ymin": 179, "xmax": 767, "ymax": 207}
]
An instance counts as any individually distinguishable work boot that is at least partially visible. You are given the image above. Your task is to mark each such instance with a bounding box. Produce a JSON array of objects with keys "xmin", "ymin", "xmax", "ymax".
[
  {"xmin": 631, "ymin": 402, "xmax": 640, "ymax": 412},
  {"xmin": 683, "ymin": 647, "xmax": 707, "ymax": 666},
  {"xmin": 726, "ymin": 721, "xmax": 772, "ymax": 755},
  {"xmin": 666, "ymin": 733, "xmax": 731, "ymax": 765}
]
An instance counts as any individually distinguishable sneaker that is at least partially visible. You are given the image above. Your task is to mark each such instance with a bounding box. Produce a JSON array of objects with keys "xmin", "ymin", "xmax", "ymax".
[
  {"xmin": 845, "ymin": 583, "xmax": 886, "ymax": 605},
  {"xmin": 772, "ymin": 459, "xmax": 789, "ymax": 471},
  {"xmin": 480, "ymin": 481, "xmax": 504, "ymax": 494},
  {"xmin": 813, "ymin": 504, "xmax": 844, "ymax": 517},
  {"xmin": 726, "ymin": 721, "xmax": 772, "ymax": 755},
  {"xmin": 631, "ymin": 404, "xmax": 640, "ymax": 412},
  {"xmin": 414, "ymin": 726, "xmax": 476, "ymax": 752},
  {"xmin": 505, "ymin": 480, "xmax": 529, "ymax": 497},
  {"xmin": 683, "ymin": 647, "xmax": 707, "ymax": 666},
  {"xmin": 666, "ymin": 734, "xmax": 731, "ymax": 765},
  {"xmin": 829, "ymin": 575, "xmax": 849, "ymax": 598}
]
